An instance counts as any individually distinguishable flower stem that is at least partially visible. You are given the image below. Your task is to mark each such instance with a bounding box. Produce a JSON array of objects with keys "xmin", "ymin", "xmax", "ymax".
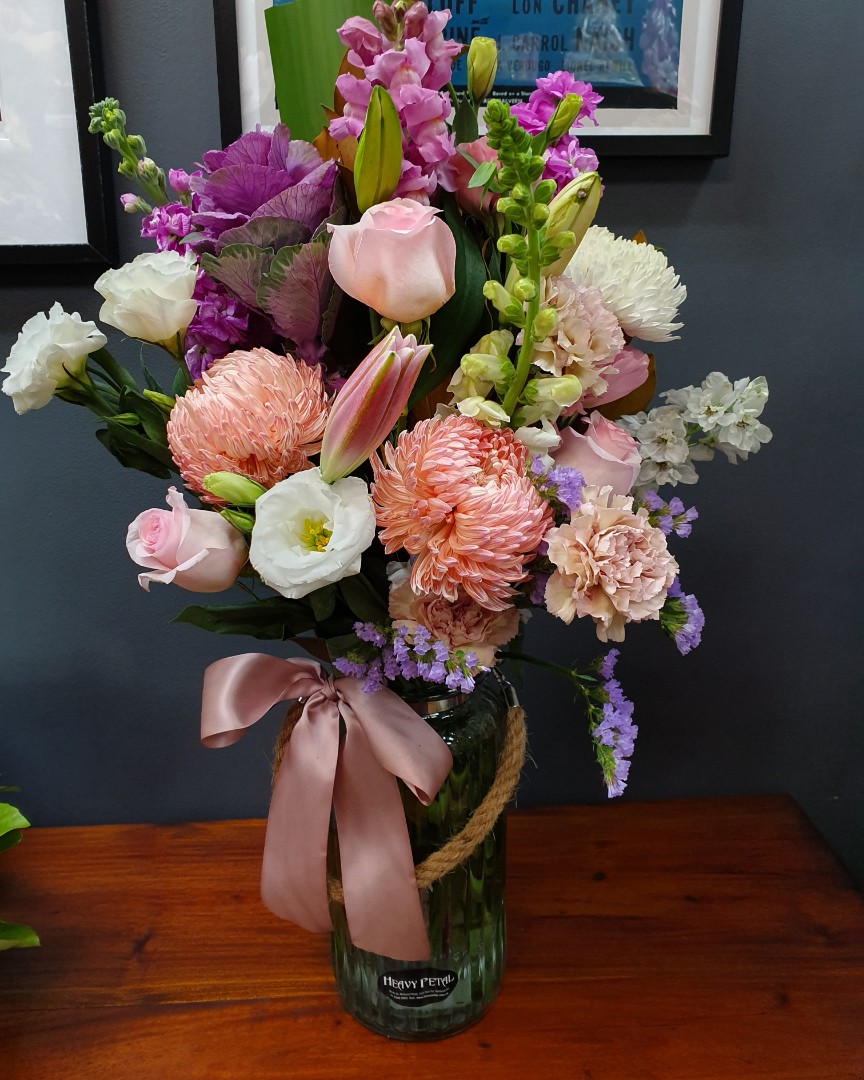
[{"xmin": 502, "ymin": 223, "xmax": 541, "ymax": 418}]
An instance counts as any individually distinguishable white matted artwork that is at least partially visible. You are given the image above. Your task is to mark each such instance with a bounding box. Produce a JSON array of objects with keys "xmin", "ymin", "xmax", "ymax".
[
  {"xmin": 234, "ymin": 0, "xmax": 279, "ymax": 131},
  {"xmin": 0, "ymin": 0, "xmax": 113, "ymax": 265}
]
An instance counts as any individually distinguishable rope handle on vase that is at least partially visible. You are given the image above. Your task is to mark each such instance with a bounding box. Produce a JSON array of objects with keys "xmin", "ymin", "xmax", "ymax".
[{"xmin": 271, "ymin": 698, "xmax": 528, "ymax": 901}]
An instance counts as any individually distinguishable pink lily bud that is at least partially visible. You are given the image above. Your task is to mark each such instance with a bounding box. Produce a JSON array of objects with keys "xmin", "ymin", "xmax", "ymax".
[{"xmin": 319, "ymin": 329, "xmax": 432, "ymax": 484}]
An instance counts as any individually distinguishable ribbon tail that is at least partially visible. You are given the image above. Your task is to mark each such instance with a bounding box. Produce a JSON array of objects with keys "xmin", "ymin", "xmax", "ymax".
[
  {"xmin": 333, "ymin": 712, "xmax": 431, "ymax": 961},
  {"xmin": 260, "ymin": 697, "xmax": 340, "ymax": 934}
]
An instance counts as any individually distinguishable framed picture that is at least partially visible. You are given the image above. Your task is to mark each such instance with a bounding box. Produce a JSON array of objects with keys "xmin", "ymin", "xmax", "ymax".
[
  {"xmin": 0, "ymin": 0, "xmax": 115, "ymax": 267},
  {"xmin": 213, "ymin": 0, "xmax": 743, "ymax": 157}
]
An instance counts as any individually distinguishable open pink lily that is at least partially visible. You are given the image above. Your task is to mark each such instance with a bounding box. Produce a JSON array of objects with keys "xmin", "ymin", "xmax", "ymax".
[{"xmin": 319, "ymin": 329, "xmax": 432, "ymax": 483}]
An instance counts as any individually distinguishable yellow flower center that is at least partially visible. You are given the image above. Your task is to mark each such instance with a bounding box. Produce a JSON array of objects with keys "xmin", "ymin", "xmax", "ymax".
[{"xmin": 300, "ymin": 517, "xmax": 332, "ymax": 552}]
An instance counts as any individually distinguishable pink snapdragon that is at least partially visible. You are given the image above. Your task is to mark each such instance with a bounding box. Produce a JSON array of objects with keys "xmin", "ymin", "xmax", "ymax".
[
  {"xmin": 330, "ymin": 4, "xmax": 460, "ymax": 200},
  {"xmin": 319, "ymin": 328, "xmax": 431, "ymax": 483}
]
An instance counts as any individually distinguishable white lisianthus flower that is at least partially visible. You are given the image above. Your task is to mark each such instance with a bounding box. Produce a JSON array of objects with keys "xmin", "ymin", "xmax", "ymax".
[
  {"xmin": 249, "ymin": 468, "xmax": 376, "ymax": 600},
  {"xmin": 94, "ymin": 250, "xmax": 198, "ymax": 349},
  {"xmin": 564, "ymin": 226, "xmax": 687, "ymax": 342},
  {"xmin": 1, "ymin": 303, "xmax": 107, "ymax": 414}
]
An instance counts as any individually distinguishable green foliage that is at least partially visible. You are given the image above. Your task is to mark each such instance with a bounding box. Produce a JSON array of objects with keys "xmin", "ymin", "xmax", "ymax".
[{"xmin": 0, "ymin": 800, "xmax": 39, "ymax": 950}]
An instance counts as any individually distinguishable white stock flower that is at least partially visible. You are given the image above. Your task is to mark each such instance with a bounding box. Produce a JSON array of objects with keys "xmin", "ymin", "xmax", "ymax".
[
  {"xmin": 663, "ymin": 372, "xmax": 772, "ymax": 463},
  {"xmin": 1, "ymin": 303, "xmax": 107, "ymax": 414},
  {"xmin": 620, "ymin": 404, "xmax": 698, "ymax": 489},
  {"xmin": 94, "ymin": 250, "xmax": 198, "ymax": 347},
  {"xmin": 249, "ymin": 468, "xmax": 376, "ymax": 600},
  {"xmin": 565, "ymin": 226, "xmax": 687, "ymax": 342}
]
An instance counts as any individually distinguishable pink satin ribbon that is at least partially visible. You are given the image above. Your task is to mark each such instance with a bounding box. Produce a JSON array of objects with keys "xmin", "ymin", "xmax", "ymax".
[{"xmin": 200, "ymin": 654, "xmax": 453, "ymax": 961}]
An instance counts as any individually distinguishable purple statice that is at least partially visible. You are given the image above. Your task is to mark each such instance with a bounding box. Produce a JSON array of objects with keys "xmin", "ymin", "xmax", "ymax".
[
  {"xmin": 641, "ymin": 490, "xmax": 698, "ymax": 538},
  {"xmin": 512, "ymin": 71, "xmax": 603, "ymax": 135},
  {"xmin": 140, "ymin": 202, "xmax": 196, "ymax": 252},
  {"xmin": 530, "ymin": 455, "xmax": 585, "ymax": 513},
  {"xmin": 528, "ymin": 572, "xmax": 549, "ymax": 606},
  {"xmin": 183, "ymin": 273, "xmax": 255, "ymax": 380},
  {"xmin": 661, "ymin": 579, "xmax": 705, "ymax": 656},
  {"xmin": 330, "ymin": 6, "xmax": 460, "ymax": 200},
  {"xmin": 334, "ymin": 620, "xmax": 486, "ymax": 694},
  {"xmin": 584, "ymin": 650, "xmax": 638, "ymax": 798}
]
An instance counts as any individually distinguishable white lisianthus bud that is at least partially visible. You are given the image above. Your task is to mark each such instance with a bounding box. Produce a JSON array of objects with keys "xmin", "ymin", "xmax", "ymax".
[
  {"xmin": 95, "ymin": 250, "xmax": 198, "ymax": 350},
  {"xmin": 1, "ymin": 303, "xmax": 107, "ymax": 414}
]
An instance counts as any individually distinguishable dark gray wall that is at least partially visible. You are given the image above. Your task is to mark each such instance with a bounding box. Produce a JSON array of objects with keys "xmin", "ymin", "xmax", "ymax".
[{"xmin": 2, "ymin": 1, "xmax": 862, "ymax": 882}]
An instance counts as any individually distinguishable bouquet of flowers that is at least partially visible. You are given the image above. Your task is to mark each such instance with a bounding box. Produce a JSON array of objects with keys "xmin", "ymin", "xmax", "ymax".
[{"xmin": 1, "ymin": 0, "xmax": 770, "ymax": 1034}]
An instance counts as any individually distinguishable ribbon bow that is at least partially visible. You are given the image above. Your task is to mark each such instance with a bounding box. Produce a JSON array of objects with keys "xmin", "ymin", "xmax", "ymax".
[{"xmin": 200, "ymin": 654, "xmax": 453, "ymax": 961}]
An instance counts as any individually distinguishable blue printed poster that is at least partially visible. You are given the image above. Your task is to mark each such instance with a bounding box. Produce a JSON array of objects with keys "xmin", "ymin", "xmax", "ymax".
[{"xmin": 429, "ymin": 0, "xmax": 683, "ymax": 108}]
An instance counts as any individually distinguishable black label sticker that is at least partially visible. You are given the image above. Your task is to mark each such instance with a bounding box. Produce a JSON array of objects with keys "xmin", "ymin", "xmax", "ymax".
[{"xmin": 378, "ymin": 967, "xmax": 459, "ymax": 1007}]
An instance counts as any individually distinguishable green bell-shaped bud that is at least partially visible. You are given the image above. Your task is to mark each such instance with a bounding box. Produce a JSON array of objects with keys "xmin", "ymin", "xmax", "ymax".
[
  {"xmin": 203, "ymin": 472, "xmax": 267, "ymax": 505},
  {"xmin": 354, "ymin": 86, "xmax": 403, "ymax": 214},
  {"xmin": 467, "ymin": 37, "xmax": 498, "ymax": 106}
]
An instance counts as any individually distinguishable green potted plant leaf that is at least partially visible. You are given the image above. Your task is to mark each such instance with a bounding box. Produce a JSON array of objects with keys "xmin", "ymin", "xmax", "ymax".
[{"xmin": 0, "ymin": 791, "xmax": 40, "ymax": 950}]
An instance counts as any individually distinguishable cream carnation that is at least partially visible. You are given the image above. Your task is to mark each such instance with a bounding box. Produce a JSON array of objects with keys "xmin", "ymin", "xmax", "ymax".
[
  {"xmin": 526, "ymin": 276, "xmax": 624, "ymax": 395},
  {"xmin": 166, "ymin": 348, "xmax": 329, "ymax": 500},
  {"xmin": 249, "ymin": 469, "xmax": 376, "ymax": 600},
  {"xmin": 545, "ymin": 485, "xmax": 678, "ymax": 642},
  {"xmin": 1, "ymin": 303, "xmax": 107, "ymax": 414},
  {"xmin": 564, "ymin": 226, "xmax": 686, "ymax": 342},
  {"xmin": 388, "ymin": 566, "xmax": 521, "ymax": 666}
]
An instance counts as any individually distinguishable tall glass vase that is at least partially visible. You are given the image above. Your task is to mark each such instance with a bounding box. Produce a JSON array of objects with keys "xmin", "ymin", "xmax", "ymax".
[{"xmin": 329, "ymin": 672, "xmax": 512, "ymax": 1040}]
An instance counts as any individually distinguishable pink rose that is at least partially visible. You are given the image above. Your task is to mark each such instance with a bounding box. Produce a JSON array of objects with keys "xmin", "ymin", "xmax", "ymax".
[
  {"xmin": 553, "ymin": 413, "xmax": 642, "ymax": 495},
  {"xmin": 126, "ymin": 487, "xmax": 248, "ymax": 592},
  {"xmin": 545, "ymin": 485, "xmax": 678, "ymax": 643},
  {"xmin": 327, "ymin": 198, "xmax": 456, "ymax": 323},
  {"xmin": 389, "ymin": 568, "xmax": 520, "ymax": 666},
  {"xmin": 450, "ymin": 138, "xmax": 499, "ymax": 218},
  {"xmin": 581, "ymin": 345, "xmax": 650, "ymax": 409}
]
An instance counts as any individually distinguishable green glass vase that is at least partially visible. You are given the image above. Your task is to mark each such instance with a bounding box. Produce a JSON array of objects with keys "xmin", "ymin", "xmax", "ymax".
[{"xmin": 329, "ymin": 672, "xmax": 512, "ymax": 1040}]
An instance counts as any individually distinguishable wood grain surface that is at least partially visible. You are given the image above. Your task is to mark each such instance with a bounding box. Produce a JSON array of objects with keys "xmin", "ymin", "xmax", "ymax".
[{"xmin": 1, "ymin": 796, "xmax": 862, "ymax": 1079}]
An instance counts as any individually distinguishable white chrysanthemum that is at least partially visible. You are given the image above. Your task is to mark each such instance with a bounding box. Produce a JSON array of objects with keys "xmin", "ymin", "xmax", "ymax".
[{"xmin": 564, "ymin": 226, "xmax": 687, "ymax": 342}]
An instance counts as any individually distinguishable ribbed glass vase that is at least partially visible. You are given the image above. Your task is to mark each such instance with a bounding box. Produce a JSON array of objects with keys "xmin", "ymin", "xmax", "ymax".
[{"xmin": 329, "ymin": 671, "xmax": 511, "ymax": 1040}]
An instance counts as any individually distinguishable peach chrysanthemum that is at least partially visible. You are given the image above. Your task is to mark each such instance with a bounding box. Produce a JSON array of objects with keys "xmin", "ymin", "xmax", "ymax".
[
  {"xmin": 371, "ymin": 415, "xmax": 552, "ymax": 611},
  {"xmin": 167, "ymin": 348, "xmax": 329, "ymax": 499}
]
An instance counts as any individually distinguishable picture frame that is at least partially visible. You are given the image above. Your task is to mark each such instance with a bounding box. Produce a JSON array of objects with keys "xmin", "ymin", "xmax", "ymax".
[
  {"xmin": 213, "ymin": 0, "xmax": 743, "ymax": 157},
  {"xmin": 0, "ymin": 0, "xmax": 116, "ymax": 267}
]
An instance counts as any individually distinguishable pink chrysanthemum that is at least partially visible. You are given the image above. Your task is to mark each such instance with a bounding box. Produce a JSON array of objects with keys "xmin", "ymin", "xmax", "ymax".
[
  {"xmin": 167, "ymin": 348, "xmax": 329, "ymax": 500},
  {"xmin": 371, "ymin": 415, "xmax": 552, "ymax": 610}
]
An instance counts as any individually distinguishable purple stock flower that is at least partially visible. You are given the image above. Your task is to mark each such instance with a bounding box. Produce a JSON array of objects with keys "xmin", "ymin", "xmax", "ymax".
[
  {"xmin": 512, "ymin": 71, "xmax": 602, "ymax": 135},
  {"xmin": 141, "ymin": 202, "xmax": 196, "ymax": 252},
  {"xmin": 543, "ymin": 135, "xmax": 599, "ymax": 192},
  {"xmin": 183, "ymin": 273, "xmax": 268, "ymax": 380}
]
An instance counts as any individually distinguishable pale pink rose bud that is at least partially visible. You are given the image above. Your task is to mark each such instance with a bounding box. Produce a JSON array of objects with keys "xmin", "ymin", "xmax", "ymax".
[
  {"xmin": 450, "ymin": 138, "xmax": 500, "ymax": 218},
  {"xmin": 327, "ymin": 198, "xmax": 457, "ymax": 323},
  {"xmin": 319, "ymin": 328, "xmax": 432, "ymax": 483},
  {"xmin": 581, "ymin": 345, "xmax": 651, "ymax": 409},
  {"xmin": 553, "ymin": 412, "xmax": 642, "ymax": 496},
  {"xmin": 126, "ymin": 487, "xmax": 248, "ymax": 592}
]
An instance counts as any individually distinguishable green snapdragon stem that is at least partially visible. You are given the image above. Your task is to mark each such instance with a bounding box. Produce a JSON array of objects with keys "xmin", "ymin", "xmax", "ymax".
[{"xmin": 502, "ymin": 221, "xmax": 542, "ymax": 419}]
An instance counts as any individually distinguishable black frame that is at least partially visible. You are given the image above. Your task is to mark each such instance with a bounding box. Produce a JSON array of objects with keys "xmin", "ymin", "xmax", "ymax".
[
  {"xmin": 213, "ymin": 0, "xmax": 743, "ymax": 158},
  {"xmin": 0, "ymin": 0, "xmax": 116, "ymax": 267},
  {"xmin": 579, "ymin": 0, "xmax": 744, "ymax": 157}
]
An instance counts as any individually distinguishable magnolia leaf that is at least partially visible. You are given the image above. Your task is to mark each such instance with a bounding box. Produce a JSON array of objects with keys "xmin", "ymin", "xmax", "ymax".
[
  {"xmin": 339, "ymin": 574, "xmax": 387, "ymax": 624},
  {"xmin": 0, "ymin": 921, "xmax": 40, "ymax": 951},
  {"xmin": 200, "ymin": 244, "xmax": 276, "ymax": 309},
  {"xmin": 173, "ymin": 598, "xmax": 317, "ymax": 640},
  {"xmin": 597, "ymin": 353, "xmax": 657, "ymax": 421},
  {"xmin": 0, "ymin": 831, "xmax": 22, "ymax": 855},
  {"xmin": 632, "ymin": 229, "xmax": 648, "ymax": 244}
]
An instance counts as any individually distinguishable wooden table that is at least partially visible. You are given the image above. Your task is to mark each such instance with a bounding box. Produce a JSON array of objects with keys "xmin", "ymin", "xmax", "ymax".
[{"xmin": 1, "ymin": 796, "xmax": 862, "ymax": 1079}]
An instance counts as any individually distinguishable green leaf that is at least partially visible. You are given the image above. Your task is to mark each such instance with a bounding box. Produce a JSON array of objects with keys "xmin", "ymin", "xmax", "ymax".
[
  {"xmin": 326, "ymin": 633, "xmax": 363, "ymax": 661},
  {"xmin": 173, "ymin": 598, "xmax": 317, "ymax": 640},
  {"xmin": 408, "ymin": 195, "xmax": 488, "ymax": 407},
  {"xmin": 0, "ymin": 803, "xmax": 30, "ymax": 838},
  {"xmin": 338, "ymin": 574, "xmax": 387, "ymax": 623},
  {"xmin": 0, "ymin": 830, "xmax": 22, "ymax": 854},
  {"xmin": 468, "ymin": 160, "xmax": 496, "ymax": 189},
  {"xmin": 96, "ymin": 425, "xmax": 175, "ymax": 479},
  {"xmin": 119, "ymin": 389, "xmax": 170, "ymax": 445},
  {"xmin": 309, "ymin": 584, "xmax": 337, "ymax": 622},
  {"xmin": 0, "ymin": 921, "xmax": 40, "ymax": 950},
  {"xmin": 452, "ymin": 95, "xmax": 479, "ymax": 144},
  {"xmin": 141, "ymin": 364, "xmax": 164, "ymax": 393}
]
